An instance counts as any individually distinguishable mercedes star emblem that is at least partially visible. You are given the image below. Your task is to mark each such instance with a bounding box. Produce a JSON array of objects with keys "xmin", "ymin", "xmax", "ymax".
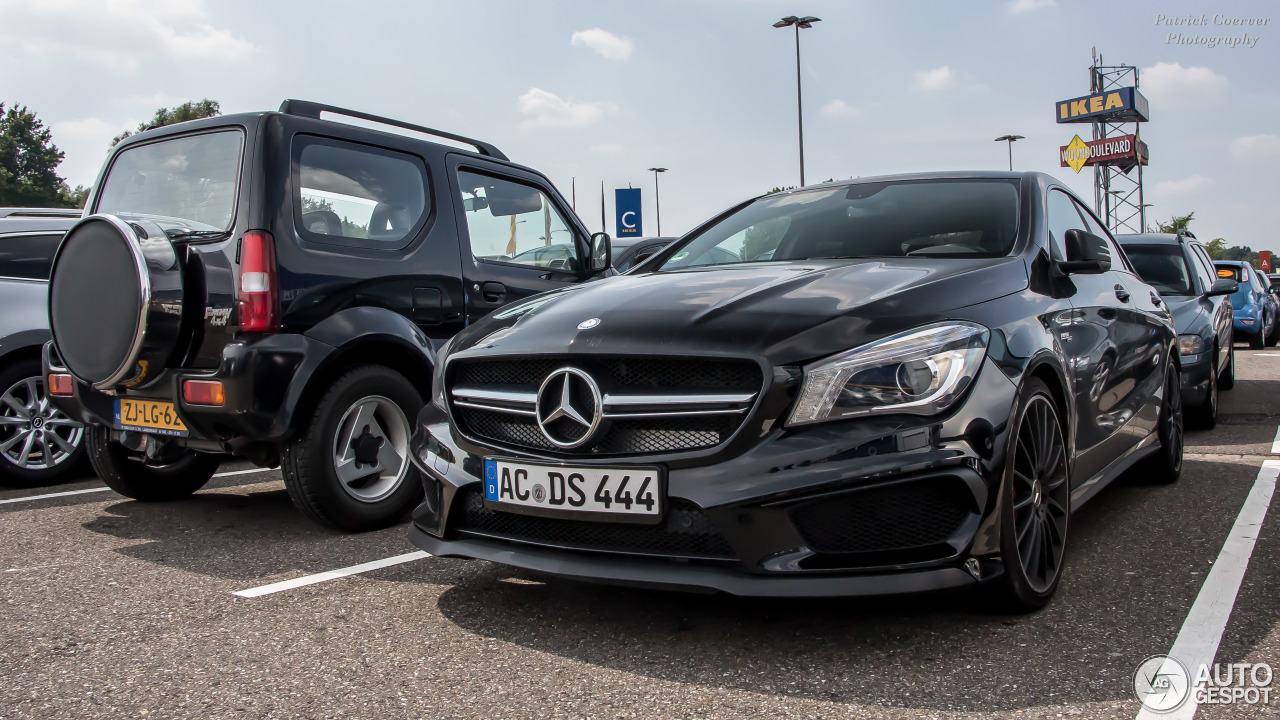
[
  {"xmin": 577, "ymin": 318, "xmax": 601, "ymax": 330},
  {"xmin": 535, "ymin": 367, "xmax": 603, "ymax": 449}
]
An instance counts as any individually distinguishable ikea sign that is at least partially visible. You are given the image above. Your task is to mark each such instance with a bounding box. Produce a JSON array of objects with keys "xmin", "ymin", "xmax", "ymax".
[{"xmin": 1055, "ymin": 87, "xmax": 1150, "ymax": 124}]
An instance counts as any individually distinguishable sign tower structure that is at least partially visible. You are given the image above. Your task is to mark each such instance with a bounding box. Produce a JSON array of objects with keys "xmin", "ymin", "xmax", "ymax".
[{"xmin": 1088, "ymin": 49, "xmax": 1147, "ymax": 234}]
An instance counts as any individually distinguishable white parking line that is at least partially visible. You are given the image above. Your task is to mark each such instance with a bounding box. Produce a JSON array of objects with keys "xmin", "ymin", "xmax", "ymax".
[
  {"xmin": 231, "ymin": 550, "xmax": 431, "ymax": 598},
  {"xmin": 0, "ymin": 486, "xmax": 112, "ymax": 505},
  {"xmin": 0, "ymin": 467, "xmax": 275, "ymax": 507},
  {"xmin": 1135, "ymin": 458, "xmax": 1280, "ymax": 720},
  {"xmin": 1272, "ymin": 426, "xmax": 1280, "ymax": 455}
]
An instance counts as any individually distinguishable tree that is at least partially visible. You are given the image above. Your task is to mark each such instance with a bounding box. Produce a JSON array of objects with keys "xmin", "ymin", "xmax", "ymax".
[
  {"xmin": 0, "ymin": 103, "xmax": 86, "ymax": 208},
  {"xmin": 111, "ymin": 99, "xmax": 221, "ymax": 147},
  {"xmin": 1155, "ymin": 211, "xmax": 1195, "ymax": 234}
]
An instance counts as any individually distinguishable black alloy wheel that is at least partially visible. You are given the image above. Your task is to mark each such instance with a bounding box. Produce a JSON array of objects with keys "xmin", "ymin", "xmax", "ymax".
[
  {"xmin": 994, "ymin": 378, "xmax": 1070, "ymax": 611},
  {"xmin": 1188, "ymin": 351, "xmax": 1218, "ymax": 429},
  {"xmin": 1142, "ymin": 359, "xmax": 1184, "ymax": 484},
  {"xmin": 1218, "ymin": 341, "xmax": 1235, "ymax": 390}
]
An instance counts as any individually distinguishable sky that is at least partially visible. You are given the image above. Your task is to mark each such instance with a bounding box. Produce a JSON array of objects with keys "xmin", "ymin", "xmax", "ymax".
[{"xmin": 1, "ymin": 0, "xmax": 1277, "ymax": 249}]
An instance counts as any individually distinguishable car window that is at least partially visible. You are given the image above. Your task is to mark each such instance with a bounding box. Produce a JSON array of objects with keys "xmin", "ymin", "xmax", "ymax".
[
  {"xmin": 295, "ymin": 136, "xmax": 429, "ymax": 249},
  {"xmin": 1122, "ymin": 245, "xmax": 1194, "ymax": 296},
  {"xmin": 660, "ymin": 180, "xmax": 1020, "ymax": 270},
  {"xmin": 1070, "ymin": 198, "xmax": 1134, "ymax": 274},
  {"xmin": 0, "ymin": 232, "xmax": 62, "ymax": 280},
  {"xmin": 457, "ymin": 170, "xmax": 580, "ymax": 271},
  {"xmin": 1187, "ymin": 244, "xmax": 1217, "ymax": 292},
  {"xmin": 1045, "ymin": 190, "xmax": 1085, "ymax": 261}
]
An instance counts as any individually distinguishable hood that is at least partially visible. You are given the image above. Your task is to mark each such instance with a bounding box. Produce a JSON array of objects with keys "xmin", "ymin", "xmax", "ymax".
[
  {"xmin": 450, "ymin": 257, "xmax": 1028, "ymax": 365},
  {"xmin": 1161, "ymin": 295, "xmax": 1207, "ymax": 334}
]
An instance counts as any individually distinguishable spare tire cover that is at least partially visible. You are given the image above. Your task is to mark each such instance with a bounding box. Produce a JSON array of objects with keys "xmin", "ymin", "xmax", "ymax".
[{"xmin": 49, "ymin": 215, "xmax": 184, "ymax": 391}]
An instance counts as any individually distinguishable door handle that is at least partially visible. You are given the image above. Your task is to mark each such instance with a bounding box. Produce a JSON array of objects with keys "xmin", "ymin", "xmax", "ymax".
[
  {"xmin": 1150, "ymin": 292, "xmax": 1163, "ymax": 307},
  {"xmin": 480, "ymin": 281, "xmax": 507, "ymax": 303},
  {"xmin": 1114, "ymin": 284, "xmax": 1131, "ymax": 302}
]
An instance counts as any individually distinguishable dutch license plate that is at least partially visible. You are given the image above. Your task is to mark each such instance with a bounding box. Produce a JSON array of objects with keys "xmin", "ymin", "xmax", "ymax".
[
  {"xmin": 483, "ymin": 458, "xmax": 662, "ymax": 523},
  {"xmin": 115, "ymin": 398, "xmax": 188, "ymax": 437}
]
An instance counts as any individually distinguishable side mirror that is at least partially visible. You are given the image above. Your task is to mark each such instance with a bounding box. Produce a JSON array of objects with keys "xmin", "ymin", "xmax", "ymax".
[
  {"xmin": 1057, "ymin": 229, "xmax": 1112, "ymax": 275},
  {"xmin": 1207, "ymin": 278, "xmax": 1238, "ymax": 297},
  {"xmin": 588, "ymin": 232, "xmax": 611, "ymax": 273}
]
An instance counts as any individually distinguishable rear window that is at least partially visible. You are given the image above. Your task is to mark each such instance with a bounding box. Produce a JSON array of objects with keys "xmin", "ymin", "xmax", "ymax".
[
  {"xmin": 294, "ymin": 136, "xmax": 429, "ymax": 249},
  {"xmin": 0, "ymin": 232, "xmax": 62, "ymax": 280},
  {"xmin": 659, "ymin": 179, "xmax": 1021, "ymax": 270},
  {"xmin": 1124, "ymin": 245, "xmax": 1194, "ymax": 296},
  {"xmin": 96, "ymin": 129, "xmax": 243, "ymax": 232}
]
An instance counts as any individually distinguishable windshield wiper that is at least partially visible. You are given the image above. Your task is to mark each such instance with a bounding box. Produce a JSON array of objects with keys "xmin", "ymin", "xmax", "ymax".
[{"xmin": 164, "ymin": 229, "xmax": 229, "ymax": 241}]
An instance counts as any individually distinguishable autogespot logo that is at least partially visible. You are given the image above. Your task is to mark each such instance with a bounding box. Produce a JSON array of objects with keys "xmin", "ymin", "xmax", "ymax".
[{"xmin": 1134, "ymin": 655, "xmax": 1192, "ymax": 713}]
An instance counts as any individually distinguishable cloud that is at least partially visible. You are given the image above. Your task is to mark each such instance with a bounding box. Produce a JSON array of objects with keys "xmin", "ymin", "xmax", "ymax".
[
  {"xmin": 0, "ymin": 0, "xmax": 254, "ymax": 73},
  {"xmin": 913, "ymin": 66, "xmax": 955, "ymax": 90},
  {"xmin": 1231, "ymin": 134, "xmax": 1280, "ymax": 162},
  {"xmin": 1140, "ymin": 62, "xmax": 1229, "ymax": 106},
  {"xmin": 819, "ymin": 100, "xmax": 861, "ymax": 118},
  {"xmin": 1006, "ymin": 0, "xmax": 1056, "ymax": 14},
  {"xmin": 50, "ymin": 116, "xmax": 135, "ymax": 187},
  {"xmin": 570, "ymin": 27, "xmax": 633, "ymax": 61},
  {"xmin": 1154, "ymin": 175, "xmax": 1213, "ymax": 196},
  {"xmin": 517, "ymin": 88, "xmax": 618, "ymax": 129}
]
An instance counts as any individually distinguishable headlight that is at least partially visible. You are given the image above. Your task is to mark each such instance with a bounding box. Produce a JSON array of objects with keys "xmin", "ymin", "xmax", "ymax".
[
  {"xmin": 431, "ymin": 337, "xmax": 455, "ymax": 410},
  {"xmin": 1177, "ymin": 335, "xmax": 1206, "ymax": 355},
  {"xmin": 787, "ymin": 322, "xmax": 990, "ymax": 426}
]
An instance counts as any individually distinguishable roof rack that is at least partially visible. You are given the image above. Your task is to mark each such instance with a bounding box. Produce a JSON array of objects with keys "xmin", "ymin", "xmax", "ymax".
[
  {"xmin": 1176, "ymin": 229, "xmax": 1197, "ymax": 241},
  {"xmin": 0, "ymin": 208, "xmax": 82, "ymax": 219},
  {"xmin": 279, "ymin": 100, "xmax": 508, "ymax": 161}
]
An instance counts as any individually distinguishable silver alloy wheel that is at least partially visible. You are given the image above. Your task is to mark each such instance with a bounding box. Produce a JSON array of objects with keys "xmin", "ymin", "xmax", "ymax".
[
  {"xmin": 330, "ymin": 395, "xmax": 411, "ymax": 503},
  {"xmin": 0, "ymin": 375, "xmax": 84, "ymax": 471}
]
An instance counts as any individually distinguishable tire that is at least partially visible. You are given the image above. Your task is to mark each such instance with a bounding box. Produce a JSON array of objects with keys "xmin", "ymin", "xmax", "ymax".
[
  {"xmin": 991, "ymin": 377, "xmax": 1071, "ymax": 613},
  {"xmin": 1249, "ymin": 327, "xmax": 1264, "ymax": 350},
  {"xmin": 86, "ymin": 425, "xmax": 220, "ymax": 501},
  {"xmin": 1218, "ymin": 341, "xmax": 1235, "ymax": 390},
  {"xmin": 1139, "ymin": 358, "xmax": 1184, "ymax": 484},
  {"xmin": 1187, "ymin": 351, "xmax": 1218, "ymax": 430},
  {"xmin": 1267, "ymin": 314, "xmax": 1279, "ymax": 347},
  {"xmin": 0, "ymin": 358, "xmax": 87, "ymax": 488},
  {"xmin": 281, "ymin": 365, "xmax": 424, "ymax": 532}
]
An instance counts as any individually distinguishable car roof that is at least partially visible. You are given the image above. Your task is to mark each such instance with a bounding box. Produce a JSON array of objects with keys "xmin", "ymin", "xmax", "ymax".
[
  {"xmin": 1214, "ymin": 260, "xmax": 1249, "ymax": 267},
  {"xmin": 1116, "ymin": 233, "xmax": 1184, "ymax": 246}
]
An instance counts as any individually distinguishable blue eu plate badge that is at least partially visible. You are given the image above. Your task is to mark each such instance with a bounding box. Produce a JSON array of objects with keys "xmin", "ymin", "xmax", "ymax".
[{"xmin": 484, "ymin": 459, "xmax": 499, "ymax": 500}]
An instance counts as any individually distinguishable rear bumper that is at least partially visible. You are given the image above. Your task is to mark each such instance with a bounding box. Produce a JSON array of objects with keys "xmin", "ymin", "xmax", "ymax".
[
  {"xmin": 410, "ymin": 525, "xmax": 979, "ymax": 597},
  {"xmin": 43, "ymin": 334, "xmax": 338, "ymax": 450}
]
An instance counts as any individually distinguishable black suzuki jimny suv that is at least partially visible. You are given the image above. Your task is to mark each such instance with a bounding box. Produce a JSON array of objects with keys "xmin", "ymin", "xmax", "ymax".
[{"xmin": 43, "ymin": 100, "xmax": 612, "ymax": 531}]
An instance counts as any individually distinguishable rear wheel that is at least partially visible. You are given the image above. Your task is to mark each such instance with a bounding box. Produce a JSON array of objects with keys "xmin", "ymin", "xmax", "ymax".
[
  {"xmin": 0, "ymin": 358, "xmax": 86, "ymax": 488},
  {"xmin": 1218, "ymin": 341, "xmax": 1235, "ymax": 390},
  {"xmin": 281, "ymin": 365, "xmax": 424, "ymax": 532},
  {"xmin": 86, "ymin": 425, "xmax": 219, "ymax": 501},
  {"xmin": 1249, "ymin": 326, "xmax": 1265, "ymax": 349},
  {"xmin": 1267, "ymin": 313, "xmax": 1279, "ymax": 347},
  {"xmin": 992, "ymin": 378, "xmax": 1070, "ymax": 613}
]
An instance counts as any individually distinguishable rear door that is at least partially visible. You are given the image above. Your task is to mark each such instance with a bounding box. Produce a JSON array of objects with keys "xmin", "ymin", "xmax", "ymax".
[{"xmin": 445, "ymin": 155, "xmax": 591, "ymax": 324}]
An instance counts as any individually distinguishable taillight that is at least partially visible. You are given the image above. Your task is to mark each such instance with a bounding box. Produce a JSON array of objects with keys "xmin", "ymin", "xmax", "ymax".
[
  {"xmin": 238, "ymin": 230, "xmax": 278, "ymax": 332},
  {"xmin": 183, "ymin": 379, "xmax": 226, "ymax": 406},
  {"xmin": 48, "ymin": 373, "xmax": 75, "ymax": 396}
]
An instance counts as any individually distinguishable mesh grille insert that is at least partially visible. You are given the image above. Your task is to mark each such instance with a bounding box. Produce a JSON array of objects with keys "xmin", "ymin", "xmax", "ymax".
[{"xmin": 789, "ymin": 478, "xmax": 975, "ymax": 555}]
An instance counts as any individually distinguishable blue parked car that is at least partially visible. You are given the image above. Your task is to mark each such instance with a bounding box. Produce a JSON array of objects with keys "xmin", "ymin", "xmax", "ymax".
[{"xmin": 1214, "ymin": 261, "xmax": 1278, "ymax": 348}]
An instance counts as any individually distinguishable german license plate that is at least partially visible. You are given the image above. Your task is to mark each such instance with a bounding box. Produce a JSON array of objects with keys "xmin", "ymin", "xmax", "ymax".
[
  {"xmin": 483, "ymin": 458, "xmax": 662, "ymax": 523},
  {"xmin": 114, "ymin": 398, "xmax": 188, "ymax": 437}
]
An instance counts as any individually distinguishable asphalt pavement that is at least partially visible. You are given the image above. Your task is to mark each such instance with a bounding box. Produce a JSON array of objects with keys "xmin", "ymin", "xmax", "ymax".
[{"xmin": 3, "ymin": 349, "xmax": 1279, "ymax": 719}]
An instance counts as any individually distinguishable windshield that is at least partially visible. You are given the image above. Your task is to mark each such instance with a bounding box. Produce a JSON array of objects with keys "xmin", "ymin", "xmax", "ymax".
[
  {"xmin": 96, "ymin": 129, "xmax": 244, "ymax": 233},
  {"xmin": 1124, "ymin": 245, "xmax": 1195, "ymax": 296},
  {"xmin": 659, "ymin": 179, "xmax": 1020, "ymax": 271}
]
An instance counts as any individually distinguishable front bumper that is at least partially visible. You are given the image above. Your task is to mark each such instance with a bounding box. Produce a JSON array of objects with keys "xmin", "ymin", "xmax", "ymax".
[
  {"xmin": 407, "ymin": 357, "xmax": 1018, "ymax": 597},
  {"xmin": 43, "ymin": 334, "xmax": 338, "ymax": 452},
  {"xmin": 1179, "ymin": 353, "xmax": 1213, "ymax": 408}
]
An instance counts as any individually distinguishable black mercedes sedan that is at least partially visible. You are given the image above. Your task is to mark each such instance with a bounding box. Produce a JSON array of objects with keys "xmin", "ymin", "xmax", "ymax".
[
  {"xmin": 1117, "ymin": 232, "xmax": 1237, "ymax": 428},
  {"xmin": 407, "ymin": 172, "xmax": 1181, "ymax": 611}
]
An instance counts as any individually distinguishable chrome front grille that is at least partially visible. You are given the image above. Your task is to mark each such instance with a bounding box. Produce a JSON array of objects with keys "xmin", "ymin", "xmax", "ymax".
[{"xmin": 449, "ymin": 357, "xmax": 764, "ymax": 456}]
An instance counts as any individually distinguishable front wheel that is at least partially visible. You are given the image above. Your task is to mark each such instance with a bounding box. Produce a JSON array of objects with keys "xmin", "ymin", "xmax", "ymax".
[
  {"xmin": 281, "ymin": 365, "xmax": 424, "ymax": 532},
  {"xmin": 1267, "ymin": 313, "xmax": 1279, "ymax": 347},
  {"xmin": 86, "ymin": 425, "xmax": 220, "ymax": 501},
  {"xmin": 1218, "ymin": 341, "xmax": 1235, "ymax": 390},
  {"xmin": 0, "ymin": 358, "xmax": 87, "ymax": 488},
  {"xmin": 1187, "ymin": 352, "xmax": 1218, "ymax": 430},
  {"xmin": 1249, "ymin": 326, "xmax": 1265, "ymax": 349},
  {"xmin": 992, "ymin": 378, "xmax": 1071, "ymax": 612},
  {"xmin": 1139, "ymin": 359, "xmax": 1184, "ymax": 484}
]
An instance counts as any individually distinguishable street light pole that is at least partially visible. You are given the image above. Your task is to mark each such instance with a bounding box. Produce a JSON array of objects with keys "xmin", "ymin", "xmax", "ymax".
[
  {"xmin": 994, "ymin": 134, "xmax": 1024, "ymax": 171},
  {"xmin": 647, "ymin": 167, "xmax": 667, "ymax": 236},
  {"xmin": 774, "ymin": 15, "xmax": 821, "ymax": 187}
]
